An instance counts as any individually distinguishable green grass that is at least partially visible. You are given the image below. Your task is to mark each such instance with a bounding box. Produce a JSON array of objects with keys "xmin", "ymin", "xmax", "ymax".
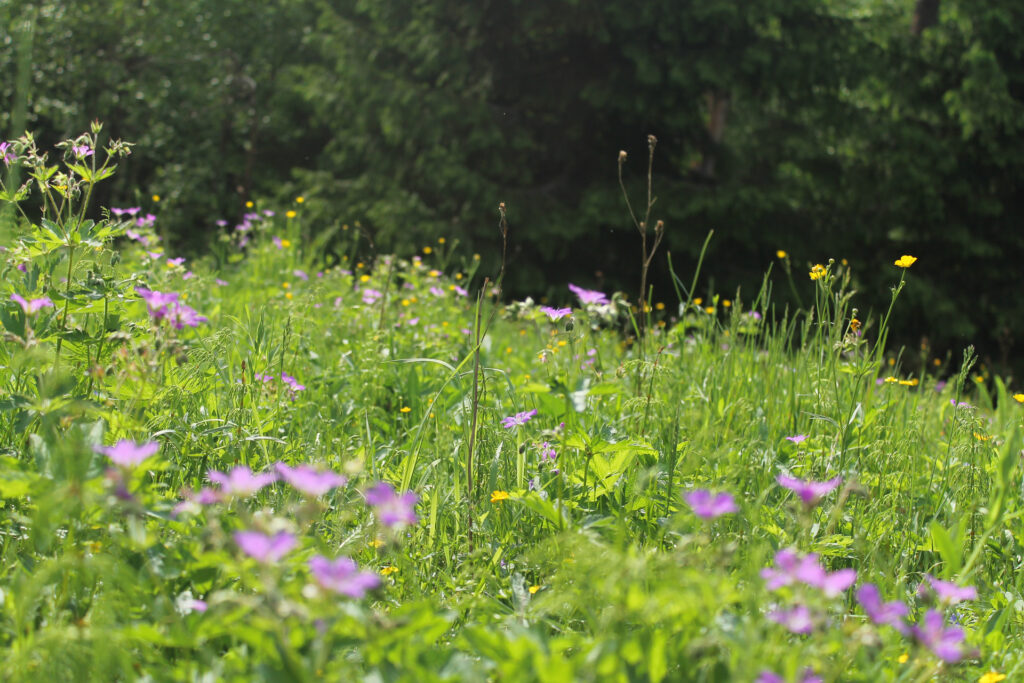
[{"xmin": 2, "ymin": 135, "xmax": 1023, "ymax": 682}]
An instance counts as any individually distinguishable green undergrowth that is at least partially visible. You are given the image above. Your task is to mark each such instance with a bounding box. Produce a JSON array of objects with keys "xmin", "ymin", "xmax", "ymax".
[{"xmin": 1, "ymin": 131, "xmax": 1023, "ymax": 682}]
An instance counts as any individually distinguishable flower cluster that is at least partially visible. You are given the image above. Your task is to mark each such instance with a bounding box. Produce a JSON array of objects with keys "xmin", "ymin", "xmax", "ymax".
[{"xmin": 136, "ymin": 287, "xmax": 207, "ymax": 329}]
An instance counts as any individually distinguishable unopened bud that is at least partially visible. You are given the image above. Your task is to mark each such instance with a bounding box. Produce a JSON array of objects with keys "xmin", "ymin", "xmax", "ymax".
[
  {"xmin": 655, "ymin": 219, "xmax": 664, "ymax": 232},
  {"xmin": 618, "ymin": 150, "xmax": 627, "ymax": 163},
  {"xmin": 647, "ymin": 134, "xmax": 657, "ymax": 148}
]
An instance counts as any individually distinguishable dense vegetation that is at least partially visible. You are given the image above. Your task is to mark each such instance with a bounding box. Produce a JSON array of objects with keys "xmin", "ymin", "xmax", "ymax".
[
  {"xmin": 1, "ymin": 130, "xmax": 1023, "ymax": 680},
  {"xmin": 2, "ymin": 0, "xmax": 1023, "ymax": 374}
]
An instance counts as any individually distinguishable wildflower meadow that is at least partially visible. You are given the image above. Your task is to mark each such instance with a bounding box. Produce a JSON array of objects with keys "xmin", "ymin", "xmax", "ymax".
[{"xmin": 2, "ymin": 128, "xmax": 1024, "ymax": 682}]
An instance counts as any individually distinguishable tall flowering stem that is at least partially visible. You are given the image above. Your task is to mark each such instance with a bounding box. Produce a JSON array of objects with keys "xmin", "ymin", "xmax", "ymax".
[{"xmin": 618, "ymin": 136, "xmax": 665, "ymax": 346}]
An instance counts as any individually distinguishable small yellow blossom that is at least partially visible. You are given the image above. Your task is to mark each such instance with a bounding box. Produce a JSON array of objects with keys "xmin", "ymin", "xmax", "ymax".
[
  {"xmin": 152, "ymin": 194, "xmax": 161, "ymax": 202},
  {"xmin": 528, "ymin": 585, "xmax": 540, "ymax": 595},
  {"xmin": 693, "ymin": 297, "xmax": 703, "ymax": 306},
  {"xmin": 978, "ymin": 673, "xmax": 1006, "ymax": 683},
  {"xmin": 438, "ymin": 237, "xmax": 445, "ymax": 244},
  {"xmin": 284, "ymin": 292, "xmax": 293, "ymax": 300},
  {"xmin": 455, "ymin": 273, "xmax": 463, "ymax": 280},
  {"xmin": 399, "ymin": 406, "xmax": 411, "ymax": 413},
  {"xmin": 295, "ymin": 196, "xmax": 304, "ymax": 203},
  {"xmin": 897, "ymin": 653, "xmax": 909, "ymax": 664},
  {"xmin": 490, "ymin": 490, "xmax": 510, "ymax": 503},
  {"xmin": 809, "ymin": 264, "xmax": 827, "ymax": 280},
  {"xmin": 776, "ymin": 250, "xmax": 787, "ymax": 259},
  {"xmin": 369, "ymin": 539, "xmax": 385, "ymax": 548},
  {"xmin": 380, "ymin": 566, "xmax": 398, "ymax": 576},
  {"xmin": 286, "ymin": 210, "xmax": 297, "ymax": 219},
  {"xmin": 423, "ymin": 246, "xmax": 433, "ymax": 254},
  {"xmin": 401, "ymin": 299, "xmax": 410, "ymax": 306},
  {"xmin": 428, "ymin": 269, "xmax": 441, "ymax": 277},
  {"xmin": 1013, "ymin": 393, "xmax": 1024, "ymax": 403},
  {"xmin": 898, "ymin": 378, "xmax": 919, "ymax": 387},
  {"xmin": 974, "ymin": 433, "xmax": 993, "ymax": 442},
  {"xmin": 850, "ymin": 318, "xmax": 861, "ymax": 333},
  {"xmin": 884, "ymin": 376, "xmax": 898, "ymax": 384},
  {"xmin": 473, "ymin": 253, "xmax": 481, "ymax": 260},
  {"xmin": 360, "ymin": 274, "xmax": 371, "ymax": 283},
  {"xmin": 722, "ymin": 299, "xmax": 731, "ymax": 308},
  {"xmin": 933, "ymin": 358, "xmax": 942, "ymax": 367},
  {"xmin": 888, "ymin": 358, "xmax": 896, "ymax": 366},
  {"xmin": 655, "ymin": 302, "xmax": 665, "ymax": 311},
  {"xmin": 245, "ymin": 201, "xmax": 253, "ymax": 208},
  {"xmin": 705, "ymin": 307, "xmax": 715, "ymax": 314},
  {"xmin": 505, "ymin": 347, "xmax": 512, "ymax": 354},
  {"xmin": 342, "ymin": 223, "xmax": 349, "ymax": 230},
  {"xmin": 894, "ymin": 254, "xmax": 917, "ymax": 268},
  {"xmin": 280, "ymin": 239, "xmax": 291, "ymax": 248}
]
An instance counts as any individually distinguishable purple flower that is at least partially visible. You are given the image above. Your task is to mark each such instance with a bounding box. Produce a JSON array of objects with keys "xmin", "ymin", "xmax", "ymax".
[
  {"xmin": 777, "ymin": 475, "xmax": 842, "ymax": 507},
  {"xmin": 136, "ymin": 287, "xmax": 179, "ymax": 321},
  {"xmin": 166, "ymin": 257, "xmax": 186, "ymax": 267},
  {"xmin": 280, "ymin": 372, "xmax": 305, "ymax": 392},
  {"xmin": 454, "ymin": 285, "xmax": 469, "ymax": 297},
  {"xmin": 362, "ymin": 288, "xmax": 383, "ymax": 305},
  {"xmin": 169, "ymin": 302, "xmax": 208, "ymax": 329},
  {"xmin": 755, "ymin": 674, "xmax": 784, "ymax": 683},
  {"xmin": 0, "ymin": 141, "xmax": 16, "ymax": 166},
  {"xmin": 684, "ymin": 489, "xmax": 738, "ymax": 519},
  {"xmin": 918, "ymin": 575, "xmax": 977, "ymax": 605},
  {"xmin": 234, "ymin": 530, "xmax": 296, "ymax": 563},
  {"xmin": 136, "ymin": 213, "xmax": 156, "ymax": 228},
  {"xmin": 208, "ymin": 466, "xmax": 278, "ymax": 497},
  {"xmin": 275, "ymin": 463, "xmax": 347, "ymax": 497},
  {"xmin": 568, "ymin": 283, "xmax": 609, "ymax": 306},
  {"xmin": 539, "ymin": 441, "xmax": 557, "ymax": 461},
  {"xmin": 539, "ymin": 306, "xmax": 572, "ymax": 322},
  {"xmin": 71, "ymin": 144, "xmax": 93, "ymax": 158},
  {"xmin": 95, "ymin": 439, "xmax": 159, "ymax": 467},
  {"xmin": 768, "ymin": 604, "xmax": 814, "ymax": 634},
  {"xmin": 125, "ymin": 228, "xmax": 150, "ymax": 245},
  {"xmin": 761, "ymin": 550, "xmax": 856, "ymax": 596},
  {"xmin": 180, "ymin": 597, "xmax": 207, "ymax": 613},
  {"xmin": 293, "ymin": 269, "xmax": 309, "ymax": 281},
  {"xmin": 501, "ymin": 409, "xmax": 538, "ymax": 429},
  {"xmin": 856, "ymin": 583, "xmax": 910, "ymax": 634},
  {"xmin": 10, "ymin": 293, "xmax": 54, "ymax": 314},
  {"xmin": 309, "ymin": 556, "xmax": 381, "ymax": 597},
  {"xmin": 365, "ymin": 482, "xmax": 418, "ymax": 527},
  {"xmin": 910, "ymin": 609, "xmax": 968, "ymax": 663},
  {"xmin": 784, "ymin": 434, "xmax": 807, "ymax": 444},
  {"xmin": 272, "ymin": 236, "xmax": 284, "ymax": 248}
]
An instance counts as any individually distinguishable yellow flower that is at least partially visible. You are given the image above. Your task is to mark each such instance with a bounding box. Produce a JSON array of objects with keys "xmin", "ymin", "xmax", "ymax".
[
  {"xmin": 722, "ymin": 299, "xmax": 731, "ymax": 308},
  {"xmin": 933, "ymin": 358, "xmax": 942, "ymax": 367},
  {"xmin": 400, "ymin": 406, "xmax": 411, "ymax": 413},
  {"xmin": 705, "ymin": 307, "xmax": 715, "ymax": 314},
  {"xmin": 428, "ymin": 269, "xmax": 441, "ymax": 277},
  {"xmin": 280, "ymin": 239, "xmax": 291, "ymax": 248},
  {"xmin": 897, "ymin": 653, "xmax": 909, "ymax": 664},
  {"xmin": 473, "ymin": 253, "xmax": 481, "ymax": 260},
  {"xmin": 850, "ymin": 318, "xmax": 861, "ymax": 333},
  {"xmin": 438, "ymin": 237, "xmax": 445, "ymax": 244},
  {"xmin": 455, "ymin": 273, "xmax": 463, "ymax": 280},
  {"xmin": 693, "ymin": 297, "xmax": 703, "ymax": 306},
  {"xmin": 776, "ymin": 250, "xmax": 787, "ymax": 259},
  {"xmin": 282, "ymin": 282, "xmax": 291, "ymax": 289},
  {"xmin": 979, "ymin": 673, "xmax": 1006, "ymax": 683},
  {"xmin": 490, "ymin": 490, "xmax": 510, "ymax": 503},
  {"xmin": 1013, "ymin": 393, "xmax": 1024, "ymax": 403},
  {"xmin": 245, "ymin": 201, "xmax": 253, "ymax": 208},
  {"xmin": 360, "ymin": 274, "xmax": 371, "ymax": 283},
  {"xmin": 369, "ymin": 539, "xmax": 385, "ymax": 548},
  {"xmin": 974, "ymin": 432, "xmax": 993, "ymax": 442},
  {"xmin": 286, "ymin": 210, "xmax": 297, "ymax": 219},
  {"xmin": 295, "ymin": 196, "xmax": 305, "ymax": 203},
  {"xmin": 884, "ymin": 376, "xmax": 898, "ymax": 384},
  {"xmin": 655, "ymin": 302, "xmax": 665, "ymax": 311},
  {"xmin": 528, "ymin": 585, "xmax": 540, "ymax": 595},
  {"xmin": 152, "ymin": 194, "xmax": 161, "ymax": 202},
  {"xmin": 380, "ymin": 566, "xmax": 398, "ymax": 576},
  {"xmin": 809, "ymin": 264, "xmax": 827, "ymax": 280},
  {"xmin": 285, "ymin": 292, "xmax": 293, "ymax": 300},
  {"xmin": 898, "ymin": 378, "xmax": 919, "ymax": 387},
  {"xmin": 423, "ymin": 246, "xmax": 433, "ymax": 254},
  {"xmin": 894, "ymin": 255, "xmax": 917, "ymax": 268}
]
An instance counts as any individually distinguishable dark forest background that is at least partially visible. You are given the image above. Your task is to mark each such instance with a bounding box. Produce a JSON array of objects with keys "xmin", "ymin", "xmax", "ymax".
[{"xmin": 2, "ymin": 0, "xmax": 1023, "ymax": 375}]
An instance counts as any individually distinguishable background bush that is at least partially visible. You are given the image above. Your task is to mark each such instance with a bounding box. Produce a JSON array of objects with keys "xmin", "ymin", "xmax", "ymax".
[{"xmin": 2, "ymin": 0, "xmax": 1023, "ymax": 372}]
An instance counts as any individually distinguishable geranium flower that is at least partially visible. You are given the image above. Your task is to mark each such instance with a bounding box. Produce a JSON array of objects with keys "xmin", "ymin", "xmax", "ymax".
[
  {"xmin": 95, "ymin": 439, "xmax": 159, "ymax": 467},
  {"xmin": 777, "ymin": 475, "xmax": 842, "ymax": 507},
  {"xmin": 768, "ymin": 604, "xmax": 814, "ymax": 634},
  {"xmin": 856, "ymin": 583, "xmax": 910, "ymax": 634},
  {"xmin": 684, "ymin": 490, "xmax": 738, "ymax": 519},
  {"xmin": 309, "ymin": 556, "xmax": 380, "ymax": 597},
  {"xmin": 136, "ymin": 287, "xmax": 179, "ymax": 321},
  {"xmin": 501, "ymin": 409, "xmax": 537, "ymax": 429},
  {"xmin": 275, "ymin": 463, "xmax": 346, "ymax": 497},
  {"xmin": 568, "ymin": 283, "xmax": 609, "ymax": 306},
  {"xmin": 234, "ymin": 530, "xmax": 296, "ymax": 563},
  {"xmin": 910, "ymin": 609, "xmax": 967, "ymax": 663},
  {"xmin": 10, "ymin": 293, "xmax": 54, "ymax": 314},
  {"xmin": 539, "ymin": 306, "xmax": 572, "ymax": 321},
  {"xmin": 784, "ymin": 434, "xmax": 807, "ymax": 444},
  {"xmin": 917, "ymin": 575, "xmax": 977, "ymax": 605},
  {"xmin": 208, "ymin": 466, "xmax": 278, "ymax": 497},
  {"xmin": 365, "ymin": 482, "xmax": 418, "ymax": 527}
]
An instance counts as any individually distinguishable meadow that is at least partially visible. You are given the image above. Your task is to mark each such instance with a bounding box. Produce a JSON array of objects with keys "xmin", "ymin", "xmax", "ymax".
[{"xmin": 1, "ymin": 128, "xmax": 1023, "ymax": 682}]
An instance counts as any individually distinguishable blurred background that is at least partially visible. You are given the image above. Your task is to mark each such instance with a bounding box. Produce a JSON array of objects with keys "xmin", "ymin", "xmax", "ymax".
[{"xmin": 2, "ymin": 0, "xmax": 1023, "ymax": 375}]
